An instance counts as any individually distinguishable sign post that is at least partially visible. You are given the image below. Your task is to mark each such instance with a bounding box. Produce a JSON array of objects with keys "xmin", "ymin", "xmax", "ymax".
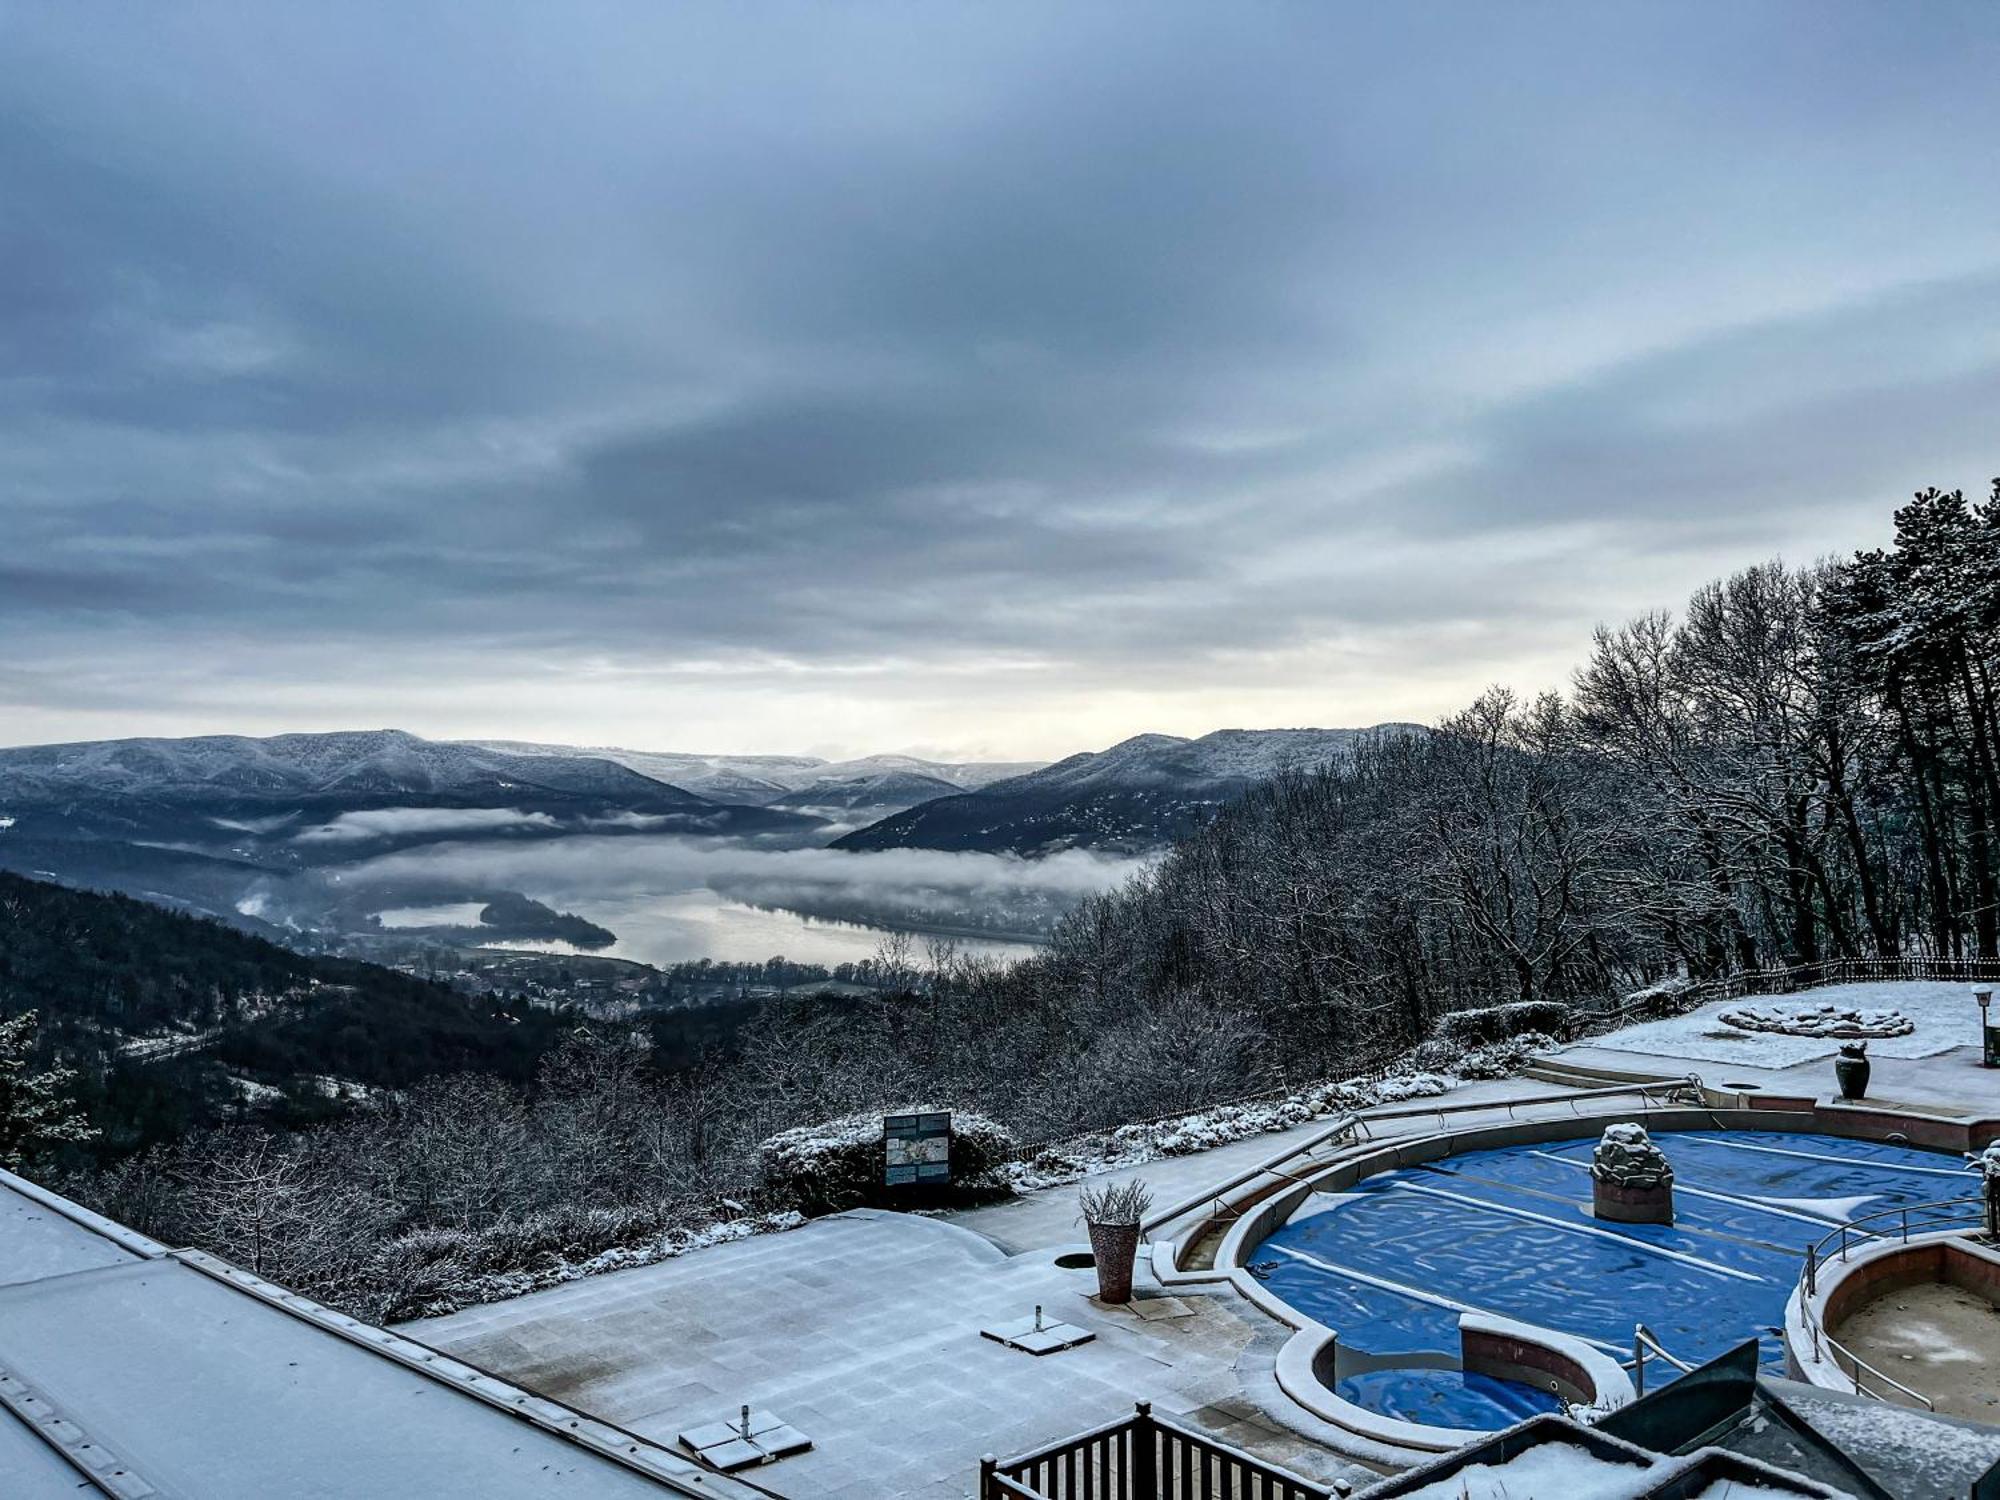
[{"xmin": 883, "ymin": 1111, "xmax": 953, "ymax": 1187}]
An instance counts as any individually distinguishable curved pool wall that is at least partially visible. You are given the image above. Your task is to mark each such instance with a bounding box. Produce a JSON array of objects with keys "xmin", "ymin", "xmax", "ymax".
[{"xmin": 1166, "ymin": 1100, "xmax": 1999, "ymax": 1462}]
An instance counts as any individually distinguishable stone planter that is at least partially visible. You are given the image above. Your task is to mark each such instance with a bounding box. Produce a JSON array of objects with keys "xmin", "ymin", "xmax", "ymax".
[
  {"xmin": 1085, "ymin": 1220, "xmax": 1142, "ymax": 1304},
  {"xmin": 1593, "ymin": 1174, "xmax": 1674, "ymax": 1224},
  {"xmin": 1834, "ymin": 1043, "xmax": 1870, "ymax": 1101},
  {"xmin": 1591, "ymin": 1122, "xmax": 1675, "ymax": 1225}
]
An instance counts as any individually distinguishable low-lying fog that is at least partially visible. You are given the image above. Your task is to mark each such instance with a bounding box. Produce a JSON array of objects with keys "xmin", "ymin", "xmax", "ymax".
[{"xmin": 336, "ymin": 835, "xmax": 1149, "ymax": 967}]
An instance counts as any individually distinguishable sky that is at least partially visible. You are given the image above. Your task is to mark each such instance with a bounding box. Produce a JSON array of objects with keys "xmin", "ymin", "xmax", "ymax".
[{"xmin": 4, "ymin": 3, "xmax": 1998, "ymax": 761}]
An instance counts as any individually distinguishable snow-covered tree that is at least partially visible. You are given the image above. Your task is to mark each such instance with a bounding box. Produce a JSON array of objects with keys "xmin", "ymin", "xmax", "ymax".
[{"xmin": 0, "ymin": 1012, "xmax": 96, "ymax": 1169}]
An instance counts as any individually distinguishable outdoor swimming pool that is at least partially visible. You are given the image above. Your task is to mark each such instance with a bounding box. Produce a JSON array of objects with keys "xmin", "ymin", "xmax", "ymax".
[{"xmin": 1250, "ymin": 1129, "xmax": 1971, "ymax": 1430}]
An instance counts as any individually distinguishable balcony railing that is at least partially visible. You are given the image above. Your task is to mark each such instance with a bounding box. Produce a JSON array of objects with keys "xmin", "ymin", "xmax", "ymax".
[{"xmin": 980, "ymin": 1401, "xmax": 1343, "ymax": 1500}]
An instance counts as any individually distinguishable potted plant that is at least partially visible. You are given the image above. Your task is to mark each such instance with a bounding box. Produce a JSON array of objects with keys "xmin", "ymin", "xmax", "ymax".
[
  {"xmin": 1077, "ymin": 1178, "xmax": 1153, "ymax": 1305},
  {"xmin": 1834, "ymin": 1040, "xmax": 1870, "ymax": 1101}
]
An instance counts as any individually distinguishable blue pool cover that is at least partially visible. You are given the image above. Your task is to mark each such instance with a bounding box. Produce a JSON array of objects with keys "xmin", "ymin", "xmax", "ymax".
[
  {"xmin": 1251, "ymin": 1130, "xmax": 1969, "ymax": 1425},
  {"xmin": 1335, "ymin": 1367, "xmax": 1562, "ymax": 1428}
]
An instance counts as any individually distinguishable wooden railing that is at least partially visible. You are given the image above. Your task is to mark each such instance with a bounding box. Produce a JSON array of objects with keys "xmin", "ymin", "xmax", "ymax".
[{"xmin": 981, "ymin": 1401, "xmax": 1342, "ymax": 1500}]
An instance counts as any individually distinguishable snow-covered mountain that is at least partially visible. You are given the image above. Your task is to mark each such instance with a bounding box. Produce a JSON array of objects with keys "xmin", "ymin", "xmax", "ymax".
[
  {"xmin": 0, "ymin": 729, "xmax": 828, "ymax": 862},
  {"xmin": 469, "ymin": 739, "xmax": 1040, "ymax": 805},
  {"xmin": 0, "ymin": 729, "xmax": 704, "ymax": 808},
  {"xmin": 834, "ymin": 726, "xmax": 1418, "ymax": 855}
]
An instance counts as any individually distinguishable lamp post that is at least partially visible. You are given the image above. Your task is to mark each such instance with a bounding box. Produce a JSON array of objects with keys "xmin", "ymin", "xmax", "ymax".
[{"xmin": 1978, "ymin": 988, "xmax": 1996, "ymax": 1068}]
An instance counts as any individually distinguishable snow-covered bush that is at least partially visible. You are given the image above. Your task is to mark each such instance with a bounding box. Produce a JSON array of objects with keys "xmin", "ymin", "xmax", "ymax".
[
  {"xmin": 757, "ymin": 1107, "xmax": 1016, "ymax": 1214},
  {"xmin": 1435, "ymin": 1001, "xmax": 1574, "ymax": 1046},
  {"xmin": 1004, "ymin": 1066, "xmax": 1460, "ymax": 1193},
  {"xmin": 1451, "ymin": 1032, "xmax": 1559, "ymax": 1079},
  {"xmin": 1621, "ymin": 975, "xmax": 1695, "ymax": 1018},
  {"xmin": 374, "ymin": 1203, "xmax": 805, "ymax": 1321}
]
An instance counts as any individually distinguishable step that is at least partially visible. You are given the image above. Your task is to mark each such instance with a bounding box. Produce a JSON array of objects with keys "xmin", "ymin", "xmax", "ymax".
[{"xmin": 1523, "ymin": 1053, "xmax": 1682, "ymax": 1089}]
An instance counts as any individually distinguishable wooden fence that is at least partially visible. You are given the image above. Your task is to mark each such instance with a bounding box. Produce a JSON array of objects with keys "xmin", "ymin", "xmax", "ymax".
[
  {"xmin": 1575, "ymin": 955, "xmax": 2000, "ymax": 1035},
  {"xmin": 981, "ymin": 1402, "xmax": 1340, "ymax": 1500}
]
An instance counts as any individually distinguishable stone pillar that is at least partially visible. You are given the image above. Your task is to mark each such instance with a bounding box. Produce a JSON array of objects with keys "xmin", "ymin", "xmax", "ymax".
[{"xmin": 1592, "ymin": 1122, "xmax": 1675, "ymax": 1225}]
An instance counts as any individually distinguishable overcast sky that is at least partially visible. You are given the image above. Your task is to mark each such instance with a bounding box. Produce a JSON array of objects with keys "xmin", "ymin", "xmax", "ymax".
[{"xmin": 4, "ymin": 3, "xmax": 1998, "ymax": 760}]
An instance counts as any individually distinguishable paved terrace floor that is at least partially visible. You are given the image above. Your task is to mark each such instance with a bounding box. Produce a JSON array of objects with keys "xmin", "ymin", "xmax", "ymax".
[
  {"xmin": 1552, "ymin": 1041, "xmax": 2000, "ymax": 1116},
  {"xmin": 402, "ymin": 1077, "xmax": 1602, "ymax": 1500}
]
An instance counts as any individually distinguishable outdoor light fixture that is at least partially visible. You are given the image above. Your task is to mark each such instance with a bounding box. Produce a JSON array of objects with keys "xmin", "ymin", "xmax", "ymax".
[{"xmin": 1979, "ymin": 988, "xmax": 1997, "ymax": 1068}]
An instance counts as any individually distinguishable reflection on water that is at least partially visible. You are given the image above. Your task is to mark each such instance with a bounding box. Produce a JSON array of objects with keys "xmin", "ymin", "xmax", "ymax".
[
  {"xmin": 377, "ymin": 901, "xmax": 489, "ymax": 929},
  {"xmin": 481, "ymin": 886, "xmax": 1042, "ymax": 967}
]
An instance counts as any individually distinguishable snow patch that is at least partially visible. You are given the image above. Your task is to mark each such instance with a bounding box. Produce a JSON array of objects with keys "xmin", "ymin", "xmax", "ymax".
[
  {"xmin": 1590, "ymin": 981, "xmax": 1977, "ymax": 1067},
  {"xmin": 1004, "ymin": 1068, "xmax": 1457, "ymax": 1194}
]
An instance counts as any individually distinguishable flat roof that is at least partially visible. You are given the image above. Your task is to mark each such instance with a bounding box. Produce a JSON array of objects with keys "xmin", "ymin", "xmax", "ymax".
[
  {"xmin": 0, "ymin": 1392, "xmax": 100, "ymax": 1500},
  {"xmin": 0, "ymin": 1172, "xmax": 764, "ymax": 1500},
  {"xmin": 0, "ymin": 1171, "xmax": 148, "ymax": 1287}
]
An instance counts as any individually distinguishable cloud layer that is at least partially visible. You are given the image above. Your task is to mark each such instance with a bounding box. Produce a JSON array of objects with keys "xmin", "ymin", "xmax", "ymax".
[{"xmin": 3, "ymin": 4, "xmax": 1998, "ymax": 756}]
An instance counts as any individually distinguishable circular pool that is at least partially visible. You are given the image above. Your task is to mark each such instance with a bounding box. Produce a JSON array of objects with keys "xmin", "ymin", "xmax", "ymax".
[{"xmin": 1248, "ymin": 1127, "xmax": 1969, "ymax": 1428}]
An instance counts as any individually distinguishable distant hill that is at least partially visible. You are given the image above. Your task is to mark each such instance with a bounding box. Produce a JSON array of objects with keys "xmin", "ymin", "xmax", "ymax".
[
  {"xmin": 0, "ymin": 730, "xmax": 814, "ymax": 851},
  {"xmin": 834, "ymin": 726, "xmax": 1419, "ymax": 855},
  {"xmin": 0, "ymin": 729, "xmax": 827, "ymax": 926},
  {"xmin": 766, "ymin": 769, "xmax": 962, "ymax": 823},
  {"xmin": 471, "ymin": 739, "xmax": 1041, "ymax": 805},
  {"xmin": 0, "ymin": 871, "xmax": 569, "ymax": 1156}
]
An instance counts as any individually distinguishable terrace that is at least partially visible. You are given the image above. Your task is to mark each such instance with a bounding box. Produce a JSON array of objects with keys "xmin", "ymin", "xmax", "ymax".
[{"xmin": 7, "ymin": 975, "xmax": 1998, "ymax": 1497}]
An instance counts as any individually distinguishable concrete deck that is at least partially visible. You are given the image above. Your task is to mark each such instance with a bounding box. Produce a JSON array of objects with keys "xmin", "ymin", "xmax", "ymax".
[
  {"xmin": 398, "ymin": 1075, "xmax": 1646, "ymax": 1499},
  {"xmin": 1552, "ymin": 1041, "xmax": 2000, "ymax": 1117},
  {"xmin": 404, "ymin": 1208, "xmax": 1365, "ymax": 1499}
]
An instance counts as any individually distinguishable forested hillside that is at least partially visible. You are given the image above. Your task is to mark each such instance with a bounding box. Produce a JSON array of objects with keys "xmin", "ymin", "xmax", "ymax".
[
  {"xmin": 977, "ymin": 486, "xmax": 2000, "ymax": 1055},
  {"xmin": 0, "ymin": 872, "xmax": 570, "ymax": 1154},
  {"xmin": 780, "ymin": 484, "xmax": 2000, "ymax": 1130}
]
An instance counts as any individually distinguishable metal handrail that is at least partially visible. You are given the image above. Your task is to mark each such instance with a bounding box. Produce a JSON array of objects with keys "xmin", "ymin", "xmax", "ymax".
[
  {"xmin": 1631, "ymin": 1322, "xmax": 1694, "ymax": 1397},
  {"xmin": 1140, "ymin": 1112, "xmax": 1360, "ymax": 1235},
  {"xmin": 1348, "ymin": 1076, "xmax": 1705, "ymax": 1138},
  {"xmin": 1804, "ymin": 1196, "xmax": 1984, "ymax": 1286},
  {"xmin": 1805, "ymin": 1317, "xmax": 1937, "ymax": 1411},
  {"xmin": 1793, "ymin": 1196, "xmax": 1986, "ymax": 1412}
]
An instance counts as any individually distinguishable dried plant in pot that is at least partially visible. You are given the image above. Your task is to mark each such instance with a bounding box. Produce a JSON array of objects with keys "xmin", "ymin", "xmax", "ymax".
[{"xmin": 1077, "ymin": 1179, "xmax": 1153, "ymax": 1304}]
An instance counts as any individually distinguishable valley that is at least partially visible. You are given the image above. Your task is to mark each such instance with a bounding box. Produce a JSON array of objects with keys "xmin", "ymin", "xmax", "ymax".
[{"xmin": 0, "ymin": 724, "xmax": 1381, "ymax": 980}]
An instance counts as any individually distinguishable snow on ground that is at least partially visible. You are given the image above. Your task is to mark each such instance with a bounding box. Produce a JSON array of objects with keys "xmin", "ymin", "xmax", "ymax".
[{"xmin": 1592, "ymin": 982, "xmax": 1980, "ymax": 1068}]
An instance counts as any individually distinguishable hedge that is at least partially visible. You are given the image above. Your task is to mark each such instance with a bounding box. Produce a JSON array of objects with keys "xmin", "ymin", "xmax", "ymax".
[
  {"xmin": 1433, "ymin": 1000, "xmax": 1574, "ymax": 1046},
  {"xmin": 757, "ymin": 1107, "xmax": 1016, "ymax": 1215}
]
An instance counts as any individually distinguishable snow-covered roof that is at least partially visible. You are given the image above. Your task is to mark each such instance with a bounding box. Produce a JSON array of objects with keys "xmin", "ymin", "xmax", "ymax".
[{"xmin": 0, "ymin": 1170, "xmax": 765, "ymax": 1499}]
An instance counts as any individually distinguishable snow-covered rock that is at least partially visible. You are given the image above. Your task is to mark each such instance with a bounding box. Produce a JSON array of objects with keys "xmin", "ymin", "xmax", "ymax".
[{"xmin": 1718, "ymin": 1003, "xmax": 1914, "ymax": 1039}]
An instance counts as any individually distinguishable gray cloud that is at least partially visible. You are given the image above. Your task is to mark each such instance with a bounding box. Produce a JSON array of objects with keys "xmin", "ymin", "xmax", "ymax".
[
  {"xmin": 293, "ymin": 808, "xmax": 562, "ymax": 843},
  {"xmin": 2, "ymin": 4, "xmax": 1998, "ymax": 755}
]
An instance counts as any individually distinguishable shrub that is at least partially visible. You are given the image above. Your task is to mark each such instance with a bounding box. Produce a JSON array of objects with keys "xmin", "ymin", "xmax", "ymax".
[
  {"xmin": 1077, "ymin": 1177, "xmax": 1152, "ymax": 1226},
  {"xmin": 1434, "ymin": 1000, "xmax": 1574, "ymax": 1046},
  {"xmin": 757, "ymin": 1106, "xmax": 1016, "ymax": 1215},
  {"xmin": 1623, "ymin": 975, "xmax": 1696, "ymax": 1019}
]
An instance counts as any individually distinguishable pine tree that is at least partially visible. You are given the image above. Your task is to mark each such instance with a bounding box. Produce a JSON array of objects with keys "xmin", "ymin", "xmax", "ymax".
[{"xmin": 0, "ymin": 1012, "xmax": 97, "ymax": 1169}]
